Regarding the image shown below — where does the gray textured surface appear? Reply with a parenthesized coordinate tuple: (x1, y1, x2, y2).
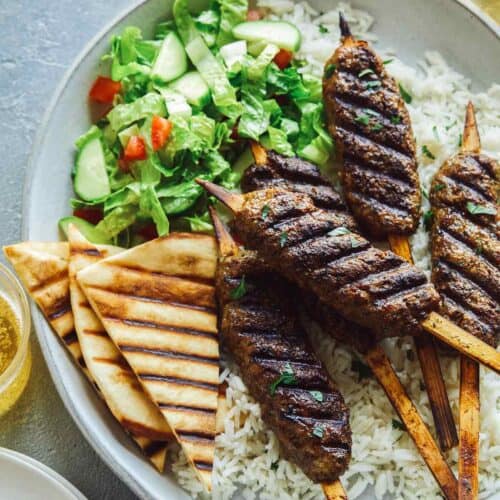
(0, 1, 138, 498)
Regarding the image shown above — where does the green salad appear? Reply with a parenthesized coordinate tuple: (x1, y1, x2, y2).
(60, 0, 334, 246)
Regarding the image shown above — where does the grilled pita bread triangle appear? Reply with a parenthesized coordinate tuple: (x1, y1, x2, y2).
(77, 233, 220, 491)
(67, 225, 173, 471)
(3, 241, 86, 372)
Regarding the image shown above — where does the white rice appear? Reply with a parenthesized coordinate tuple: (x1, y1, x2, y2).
(172, 2, 500, 498)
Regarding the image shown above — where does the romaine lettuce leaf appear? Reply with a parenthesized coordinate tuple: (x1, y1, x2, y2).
(267, 127, 294, 157)
(238, 91, 270, 140)
(96, 205, 137, 238)
(215, 0, 248, 47)
(194, 9, 220, 47)
(107, 92, 166, 131)
(139, 185, 169, 235)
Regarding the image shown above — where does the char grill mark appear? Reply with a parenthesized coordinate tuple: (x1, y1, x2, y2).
(430, 152, 499, 347)
(323, 34, 420, 238)
(234, 189, 439, 339)
(217, 250, 351, 483)
(242, 151, 350, 214)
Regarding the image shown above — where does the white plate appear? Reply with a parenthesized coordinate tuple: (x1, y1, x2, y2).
(22, 1, 499, 499)
(0, 448, 86, 500)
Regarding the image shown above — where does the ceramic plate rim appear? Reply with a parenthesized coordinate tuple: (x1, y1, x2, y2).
(21, 1, 499, 499)
(0, 447, 87, 500)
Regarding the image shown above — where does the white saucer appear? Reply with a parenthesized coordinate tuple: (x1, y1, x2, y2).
(0, 448, 86, 500)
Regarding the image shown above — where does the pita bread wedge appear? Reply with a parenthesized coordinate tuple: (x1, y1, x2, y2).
(3, 242, 86, 373)
(68, 225, 173, 471)
(77, 233, 219, 491)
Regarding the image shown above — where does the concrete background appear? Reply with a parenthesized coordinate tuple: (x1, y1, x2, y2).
(0, 1, 137, 498)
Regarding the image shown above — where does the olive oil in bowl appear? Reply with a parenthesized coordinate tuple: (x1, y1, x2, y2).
(0, 264, 31, 417)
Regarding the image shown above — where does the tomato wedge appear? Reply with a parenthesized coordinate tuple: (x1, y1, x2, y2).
(138, 223, 158, 241)
(89, 76, 121, 104)
(247, 9, 261, 21)
(151, 116, 173, 152)
(124, 135, 147, 161)
(73, 208, 103, 225)
(273, 49, 294, 70)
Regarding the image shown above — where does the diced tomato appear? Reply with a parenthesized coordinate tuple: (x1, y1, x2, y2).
(73, 208, 103, 225)
(246, 9, 261, 21)
(118, 154, 130, 173)
(124, 135, 147, 161)
(151, 116, 173, 152)
(273, 49, 294, 70)
(89, 76, 121, 104)
(138, 223, 158, 241)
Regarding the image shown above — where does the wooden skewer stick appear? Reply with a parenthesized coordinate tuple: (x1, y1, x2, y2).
(210, 206, 348, 500)
(388, 233, 458, 451)
(322, 480, 348, 500)
(455, 101, 482, 500)
(199, 177, 500, 375)
(364, 345, 458, 499)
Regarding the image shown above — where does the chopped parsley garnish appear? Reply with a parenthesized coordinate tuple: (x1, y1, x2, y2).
(270, 461, 279, 471)
(309, 390, 324, 402)
(261, 204, 270, 220)
(432, 125, 440, 141)
(466, 202, 496, 216)
(445, 121, 456, 131)
(422, 145, 436, 160)
(325, 63, 336, 78)
(391, 115, 401, 125)
(358, 68, 374, 78)
(432, 183, 446, 193)
(319, 24, 329, 34)
(230, 275, 247, 300)
(371, 123, 384, 132)
(383, 58, 394, 65)
(355, 114, 370, 126)
(422, 188, 429, 200)
(398, 83, 412, 104)
(269, 362, 296, 395)
(279, 231, 288, 247)
(350, 237, 362, 248)
(458, 133, 463, 147)
(328, 227, 351, 237)
(392, 419, 406, 431)
(352, 359, 372, 381)
(475, 244, 483, 255)
(312, 424, 325, 438)
(364, 80, 381, 89)
(423, 210, 434, 231)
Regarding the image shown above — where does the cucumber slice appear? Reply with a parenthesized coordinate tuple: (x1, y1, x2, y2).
(219, 40, 247, 69)
(59, 216, 111, 244)
(74, 137, 111, 201)
(170, 71, 211, 108)
(151, 32, 188, 83)
(160, 88, 192, 118)
(232, 21, 301, 52)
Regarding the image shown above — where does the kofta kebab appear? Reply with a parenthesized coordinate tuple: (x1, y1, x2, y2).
(430, 103, 499, 499)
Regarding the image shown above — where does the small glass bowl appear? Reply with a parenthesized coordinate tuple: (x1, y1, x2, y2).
(0, 263, 32, 417)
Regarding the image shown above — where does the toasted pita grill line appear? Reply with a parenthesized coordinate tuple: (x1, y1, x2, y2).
(68, 226, 173, 471)
(77, 233, 219, 491)
(3, 242, 88, 376)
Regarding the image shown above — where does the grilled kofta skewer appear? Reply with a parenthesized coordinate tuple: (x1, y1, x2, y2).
(323, 14, 420, 239)
(430, 103, 499, 500)
(208, 189, 457, 499)
(211, 210, 351, 487)
(198, 180, 500, 374)
(322, 15, 459, 449)
(243, 144, 457, 450)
